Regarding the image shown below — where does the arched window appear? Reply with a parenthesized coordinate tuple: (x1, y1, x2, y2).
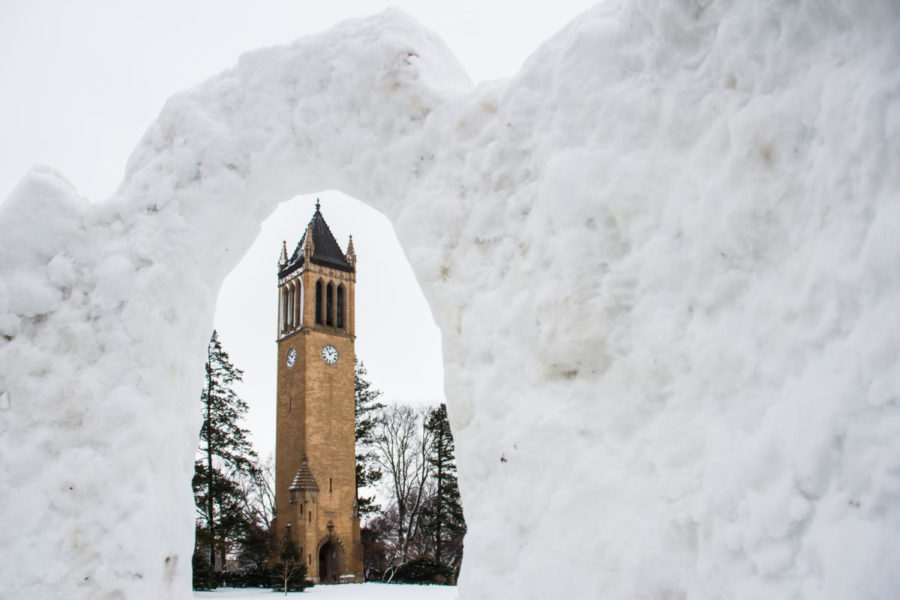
(280, 286, 288, 333)
(337, 285, 345, 329)
(292, 282, 298, 328)
(326, 283, 334, 327)
(290, 284, 297, 330)
(295, 278, 304, 328)
(293, 283, 301, 327)
(315, 280, 323, 325)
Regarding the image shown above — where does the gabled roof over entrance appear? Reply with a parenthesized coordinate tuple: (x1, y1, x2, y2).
(279, 200, 354, 277)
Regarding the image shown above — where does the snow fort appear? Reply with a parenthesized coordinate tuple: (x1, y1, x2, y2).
(1, 2, 899, 599)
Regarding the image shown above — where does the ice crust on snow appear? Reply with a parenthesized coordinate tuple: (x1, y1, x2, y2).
(1, 2, 899, 599)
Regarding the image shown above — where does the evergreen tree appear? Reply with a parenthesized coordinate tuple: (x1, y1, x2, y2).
(272, 535, 308, 594)
(422, 403, 466, 570)
(194, 330, 258, 585)
(355, 358, 385, 518)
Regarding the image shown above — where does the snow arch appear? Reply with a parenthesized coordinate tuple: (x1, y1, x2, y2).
(1, 3, 899, 599)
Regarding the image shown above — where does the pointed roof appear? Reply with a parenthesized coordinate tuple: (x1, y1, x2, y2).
(279, 200, 354, 277)
(289, 457, 320, 492)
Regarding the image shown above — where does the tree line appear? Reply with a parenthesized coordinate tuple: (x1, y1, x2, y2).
(193, 331, 465, 590)
(355, 360, 466, 583)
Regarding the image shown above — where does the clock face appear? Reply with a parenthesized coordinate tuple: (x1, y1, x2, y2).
(322, 345, 338, 365)
(286, 347, 297, 367)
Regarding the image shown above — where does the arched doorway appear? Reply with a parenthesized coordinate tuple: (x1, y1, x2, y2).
(318, 537, 345, 584)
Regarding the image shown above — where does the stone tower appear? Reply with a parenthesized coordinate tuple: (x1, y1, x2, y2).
(273, 201, 362, 583)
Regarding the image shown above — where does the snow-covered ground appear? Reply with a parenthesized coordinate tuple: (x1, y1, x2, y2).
(1, 1, 898, 599)
(194, 584, 456, 600)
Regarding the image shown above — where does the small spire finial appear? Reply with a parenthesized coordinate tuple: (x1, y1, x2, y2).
(346, 234, 356, 267)
(303, 221, 315, 257)
(315, 198, 321, 212)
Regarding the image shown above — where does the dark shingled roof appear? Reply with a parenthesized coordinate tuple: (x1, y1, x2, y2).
(279, 201, 353, 277)
(289, 457, 319, 492)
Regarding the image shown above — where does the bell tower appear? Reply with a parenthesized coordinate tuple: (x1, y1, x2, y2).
(273, 200, 362, 583)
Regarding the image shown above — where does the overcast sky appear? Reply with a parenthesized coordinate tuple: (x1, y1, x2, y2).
(0, 0, 599, 458)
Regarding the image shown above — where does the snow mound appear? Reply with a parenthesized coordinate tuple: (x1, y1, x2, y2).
(2, 2, 899, 599)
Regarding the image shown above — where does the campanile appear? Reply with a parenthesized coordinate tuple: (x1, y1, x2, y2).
(273, 201, 362, 583)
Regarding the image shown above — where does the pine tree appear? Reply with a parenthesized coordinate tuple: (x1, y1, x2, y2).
(194, 330, 258, 584)
(273, 535, 307, 594)
(355, 358, 385, 518)
(422, 403, 466, 570)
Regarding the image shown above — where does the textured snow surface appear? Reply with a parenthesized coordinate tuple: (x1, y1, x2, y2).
(2, 2, 899, 599)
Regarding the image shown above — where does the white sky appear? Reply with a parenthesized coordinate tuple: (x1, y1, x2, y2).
(0, 0, 600, 458)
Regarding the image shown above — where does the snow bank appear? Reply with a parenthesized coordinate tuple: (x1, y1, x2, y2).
(1, 2, 899, 599)
(194, 583, 456, 599)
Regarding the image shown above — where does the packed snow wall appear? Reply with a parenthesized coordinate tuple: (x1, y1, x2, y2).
(1, 2, 899, 598)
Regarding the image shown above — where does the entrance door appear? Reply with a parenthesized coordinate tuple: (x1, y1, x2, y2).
(318, 540, 343, 584)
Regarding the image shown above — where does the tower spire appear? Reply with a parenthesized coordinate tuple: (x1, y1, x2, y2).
(278, 200, 354, 278)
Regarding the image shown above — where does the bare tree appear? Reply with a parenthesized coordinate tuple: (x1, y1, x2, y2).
(372, 404, 435, 565)
(237, 453, 275, 531)
(234, 454, 276, 570)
